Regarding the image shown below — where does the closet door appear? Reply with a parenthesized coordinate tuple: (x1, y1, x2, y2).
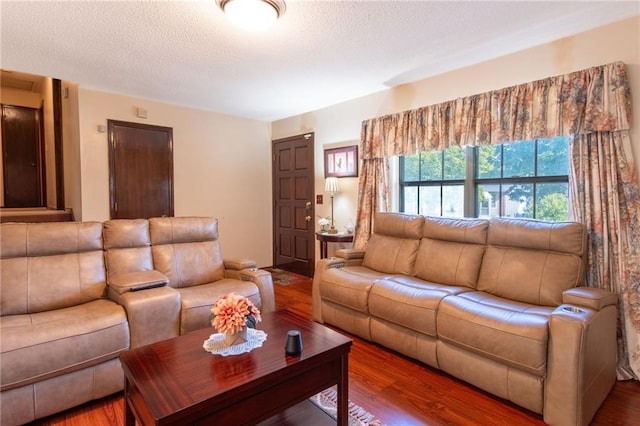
(108, 120, 174, 219)
(1, 104, 44, 207)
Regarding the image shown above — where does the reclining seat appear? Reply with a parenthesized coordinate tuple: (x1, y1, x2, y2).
(313, 212, 425, 339)
(436, 217, 617, 425)
(103, 219, 181, 347)
(0, 222, 129, 425)
(367, 216, 487, 367)
(149, 216, 275, 334)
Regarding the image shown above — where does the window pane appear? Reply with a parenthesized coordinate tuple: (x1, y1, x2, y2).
(503, 140, 535, 178)
(477, 145, 501, 179)
(537, 137, 568, 176)
(403, 186, 418, 214)
(504, 183, 533, 218)
(535, 183, 569, 221)
(442, 185, 464, 217)
(443, 146, 465, 180)
(477, 184, 500, 218)
(421, 151, 442, 181)
(419, 186, 441, 216)
(403, 155, 420, 182)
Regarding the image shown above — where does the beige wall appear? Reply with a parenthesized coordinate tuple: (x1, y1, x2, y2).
(42, 77, 56, 209)
(77, 89, 273, 267)
(62, 81, 82, 219)
(273, 16, 640, 257)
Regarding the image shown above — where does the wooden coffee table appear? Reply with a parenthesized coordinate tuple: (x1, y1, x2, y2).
(119, 309, 352, 425)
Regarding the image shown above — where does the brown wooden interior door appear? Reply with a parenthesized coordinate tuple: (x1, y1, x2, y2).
(272, 133, 315, 277)
(108, 120, 174, 219)
(1, 104, 44, 207)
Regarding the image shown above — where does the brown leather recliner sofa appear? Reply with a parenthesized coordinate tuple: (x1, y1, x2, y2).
(0, 217, 275, 425)
(313, 212, 617, 426)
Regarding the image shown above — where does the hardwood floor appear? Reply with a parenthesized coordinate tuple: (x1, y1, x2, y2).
(29, 273, 640, 425)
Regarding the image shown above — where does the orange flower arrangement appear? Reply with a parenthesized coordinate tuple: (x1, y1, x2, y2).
(210, 293, 261, 335)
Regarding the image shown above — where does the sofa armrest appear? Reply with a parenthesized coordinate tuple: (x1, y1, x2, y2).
(224, 258, 257, 271)
(108, 270, 168, 294)
(336, 248, 364, 260)
(239, 268, 275, 313)
(545, 302, 617, 425)
(108, 286, 180, 348)
(312, 257, 346, 323)
(562, 287, 617, 311)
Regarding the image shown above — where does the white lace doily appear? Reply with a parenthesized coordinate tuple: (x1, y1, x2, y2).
(202, 328, 268, 356)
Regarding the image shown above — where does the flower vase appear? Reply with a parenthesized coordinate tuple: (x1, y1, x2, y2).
(223, 327, 248, 346)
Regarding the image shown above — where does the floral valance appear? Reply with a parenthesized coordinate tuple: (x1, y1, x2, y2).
(360, 61, 632, 159)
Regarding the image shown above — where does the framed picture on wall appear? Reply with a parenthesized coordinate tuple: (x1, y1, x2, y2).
(324, 145, 358, 178)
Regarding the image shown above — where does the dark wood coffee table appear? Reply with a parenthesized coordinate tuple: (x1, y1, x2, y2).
(119, 309, 352, 425)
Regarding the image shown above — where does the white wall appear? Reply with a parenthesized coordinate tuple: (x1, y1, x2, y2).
(273, 16, 640, 258)
(77, 89, 273, 267)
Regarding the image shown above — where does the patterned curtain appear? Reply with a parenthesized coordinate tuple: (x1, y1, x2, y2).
(355, 61, 639, 379)
(352, 157, 390, 248)
(570, 131, 640, 380)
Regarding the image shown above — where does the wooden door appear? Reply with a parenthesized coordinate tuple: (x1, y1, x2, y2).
(272, 133, 315, 277)
(1, 104, 44, 207)
(108, 120, 174, 219)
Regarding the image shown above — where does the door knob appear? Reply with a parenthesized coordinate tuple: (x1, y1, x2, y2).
(305, 215, 311, 222)
(306, 201, 312, 208)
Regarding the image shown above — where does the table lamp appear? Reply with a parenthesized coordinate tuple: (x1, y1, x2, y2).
(325, 177, 339, 234)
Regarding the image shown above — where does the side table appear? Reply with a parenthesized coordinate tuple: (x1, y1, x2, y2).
(316, 232, 354, 259)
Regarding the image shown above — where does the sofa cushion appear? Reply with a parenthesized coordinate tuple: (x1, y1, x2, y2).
(0, 299, 129, 391)
(369, 276, 470, 337)
(1, 251, 107, 316)
(422, 216, 489, 245)
(150, 217, 225, 288)
(152, 241, 225, 288)
(414, 239, 486, 289)
(149, 217, 218, 245)
(362, 235, 420, 275)
(361, 212, 424, 275)
(477, 218, 586, 306)
(478, 246, 584, 306)
(0, 222, 103, 259)
(319, 266, 389, 314)
(103, 219, 154, 277)
(177, 279, 260, 334)
(1, 222, 106, 315)
(437, 291, 553, 376)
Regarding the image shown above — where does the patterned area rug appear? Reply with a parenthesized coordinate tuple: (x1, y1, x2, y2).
(309, 387, 385, 426)
(265, 268, 309, 286)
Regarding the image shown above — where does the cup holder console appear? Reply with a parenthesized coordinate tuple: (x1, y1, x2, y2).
(562, 306, 584, 314)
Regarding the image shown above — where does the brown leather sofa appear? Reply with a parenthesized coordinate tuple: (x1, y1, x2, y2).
(0, 217, 275, 425)
(313, 213, 617, 426)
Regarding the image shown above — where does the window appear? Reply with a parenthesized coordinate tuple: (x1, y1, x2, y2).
(400, 137, 569, 221)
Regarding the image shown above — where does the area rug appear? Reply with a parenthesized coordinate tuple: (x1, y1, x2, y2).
(265, 268, 310, 286)
(309, 387, 386, 426)
(267, 268, 291, 285)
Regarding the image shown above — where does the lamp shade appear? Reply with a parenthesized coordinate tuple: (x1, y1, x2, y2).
(325, 177, 339, 195)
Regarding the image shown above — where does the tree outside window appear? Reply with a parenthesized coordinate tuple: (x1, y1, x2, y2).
(400, 137, 569, 221)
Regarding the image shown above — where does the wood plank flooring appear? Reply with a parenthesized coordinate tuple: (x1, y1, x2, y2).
(28, 273, 640, 425)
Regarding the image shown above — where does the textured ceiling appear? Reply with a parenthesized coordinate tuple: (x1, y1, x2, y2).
(1, 1, 638, 121)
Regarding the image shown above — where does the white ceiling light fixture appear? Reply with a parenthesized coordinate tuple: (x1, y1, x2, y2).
(217, 0, 286, 31)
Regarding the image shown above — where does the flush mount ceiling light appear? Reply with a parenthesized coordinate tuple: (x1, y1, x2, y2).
(217, 0, 286, 31)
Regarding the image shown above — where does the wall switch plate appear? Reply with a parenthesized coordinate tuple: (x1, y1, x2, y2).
(316, 195, 323, 204)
